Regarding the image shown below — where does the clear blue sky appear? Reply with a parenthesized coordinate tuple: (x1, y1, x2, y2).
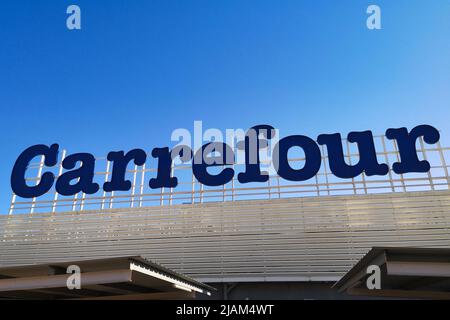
(0, 0, 449, 212)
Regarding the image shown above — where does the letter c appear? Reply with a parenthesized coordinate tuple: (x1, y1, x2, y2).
(11, 144, 59, 198)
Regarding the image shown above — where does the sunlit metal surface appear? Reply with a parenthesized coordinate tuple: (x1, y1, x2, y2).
(1, 190, 450, 282)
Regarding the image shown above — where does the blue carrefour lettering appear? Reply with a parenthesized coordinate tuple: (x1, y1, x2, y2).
(10, 124, 441, 199)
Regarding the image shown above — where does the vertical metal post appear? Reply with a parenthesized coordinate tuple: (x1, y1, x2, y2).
(108, 191, 115, 209)
(131, 164, 138, 208)
(160, 186, 165, 206)
(392, 139, 407, 192)
(52, 149, 67, 213)
(231, 163, 235, 201)
(345, 140, 357, 195)
(277, 176, 281, 198)
(437, 141, 449, 186)
(139, 163, 146, 207)
(223, 177, 226, 202)
(80, 192, 86, 211)
(314, 174, 320, 196)
(101, 161, 111, 210)
(200, 183, 204, 203)
(321, 146, 331, 196)
(419, 137, 435, 190)
(191, 172, 196, 204)
(169, 164, 174, 206)
(72, 162, 83, 212)
(108, 159, 115, 209)
(72, 193, 78, 212)
(380, 136, 395, 193)
(30, 155, 45, 214)
(8, 194, 16, 215)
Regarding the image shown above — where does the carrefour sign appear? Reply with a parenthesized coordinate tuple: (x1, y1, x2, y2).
(11, 124, 440, 199)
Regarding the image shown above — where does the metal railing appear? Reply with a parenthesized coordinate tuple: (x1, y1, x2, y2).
(8, 134, 450, 215)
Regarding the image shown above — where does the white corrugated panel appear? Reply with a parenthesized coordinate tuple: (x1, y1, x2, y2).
(1, 190, 450, 282)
